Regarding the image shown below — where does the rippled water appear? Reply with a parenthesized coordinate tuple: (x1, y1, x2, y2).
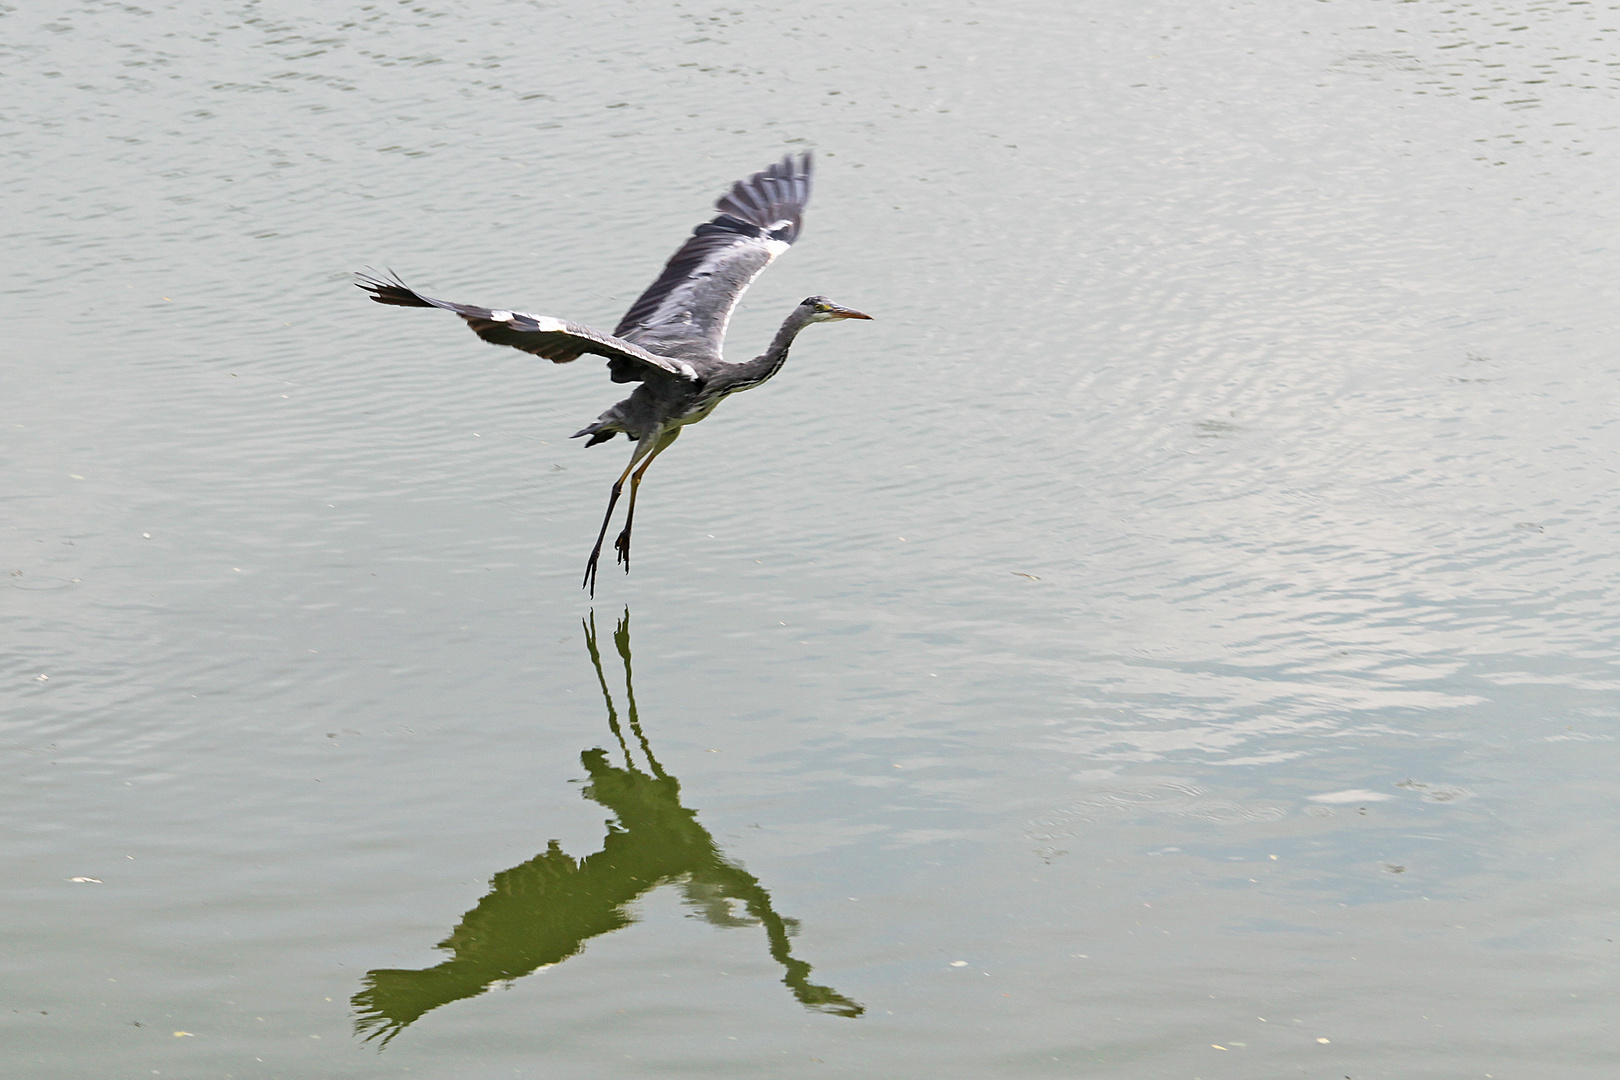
(5, 0, 1619, 1076)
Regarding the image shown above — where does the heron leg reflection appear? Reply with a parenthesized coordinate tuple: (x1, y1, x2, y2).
(613, 427, 681, 574)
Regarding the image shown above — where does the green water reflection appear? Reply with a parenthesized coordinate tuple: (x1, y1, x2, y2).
(352, 610, 862, 1044)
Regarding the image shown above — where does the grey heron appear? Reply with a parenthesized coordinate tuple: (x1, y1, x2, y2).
(357, 152, 871, 595)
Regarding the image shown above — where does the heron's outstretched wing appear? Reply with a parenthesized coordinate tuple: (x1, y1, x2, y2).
(613, 152, 812, 360)
(357, 271, 699, 382)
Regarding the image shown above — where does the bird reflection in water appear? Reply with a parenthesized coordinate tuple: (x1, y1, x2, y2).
(352, 609, 862, 1045)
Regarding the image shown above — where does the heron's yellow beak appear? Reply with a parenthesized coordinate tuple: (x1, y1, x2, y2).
(827, 305, 873, 321)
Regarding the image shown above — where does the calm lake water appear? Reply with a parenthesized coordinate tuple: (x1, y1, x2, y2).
(5, 0, 1619, 1077)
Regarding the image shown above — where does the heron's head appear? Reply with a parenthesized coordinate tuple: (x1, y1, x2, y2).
(801, 296, 874, 323)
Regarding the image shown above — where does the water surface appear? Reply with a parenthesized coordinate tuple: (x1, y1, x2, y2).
(4, 0, 1619, 1077)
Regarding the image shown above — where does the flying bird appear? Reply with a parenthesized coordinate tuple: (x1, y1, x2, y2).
(357, 153, 870, 594)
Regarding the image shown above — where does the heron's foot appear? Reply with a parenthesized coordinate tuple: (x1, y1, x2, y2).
(582, 549, 602, 597)
(613, 527, 632, 572)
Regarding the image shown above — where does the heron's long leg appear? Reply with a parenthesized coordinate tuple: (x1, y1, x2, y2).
(614, 427, 681, 572)
(583, 436, 663, 596)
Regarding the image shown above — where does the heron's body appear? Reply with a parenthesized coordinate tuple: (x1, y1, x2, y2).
(357, 153, 870, 593)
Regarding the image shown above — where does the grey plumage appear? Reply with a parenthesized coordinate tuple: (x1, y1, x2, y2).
(357, 153, 871, 595)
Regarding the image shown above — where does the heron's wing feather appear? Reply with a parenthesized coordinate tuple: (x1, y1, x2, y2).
(357, 271, 698, 382)
(613, 152, 812, 359)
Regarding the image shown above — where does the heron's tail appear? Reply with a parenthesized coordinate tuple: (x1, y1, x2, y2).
(355, 270, 434, 307)
(571, 420, 622, 447)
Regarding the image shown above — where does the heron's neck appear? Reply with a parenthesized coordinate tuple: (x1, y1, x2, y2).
(720, 307, 816, 393)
